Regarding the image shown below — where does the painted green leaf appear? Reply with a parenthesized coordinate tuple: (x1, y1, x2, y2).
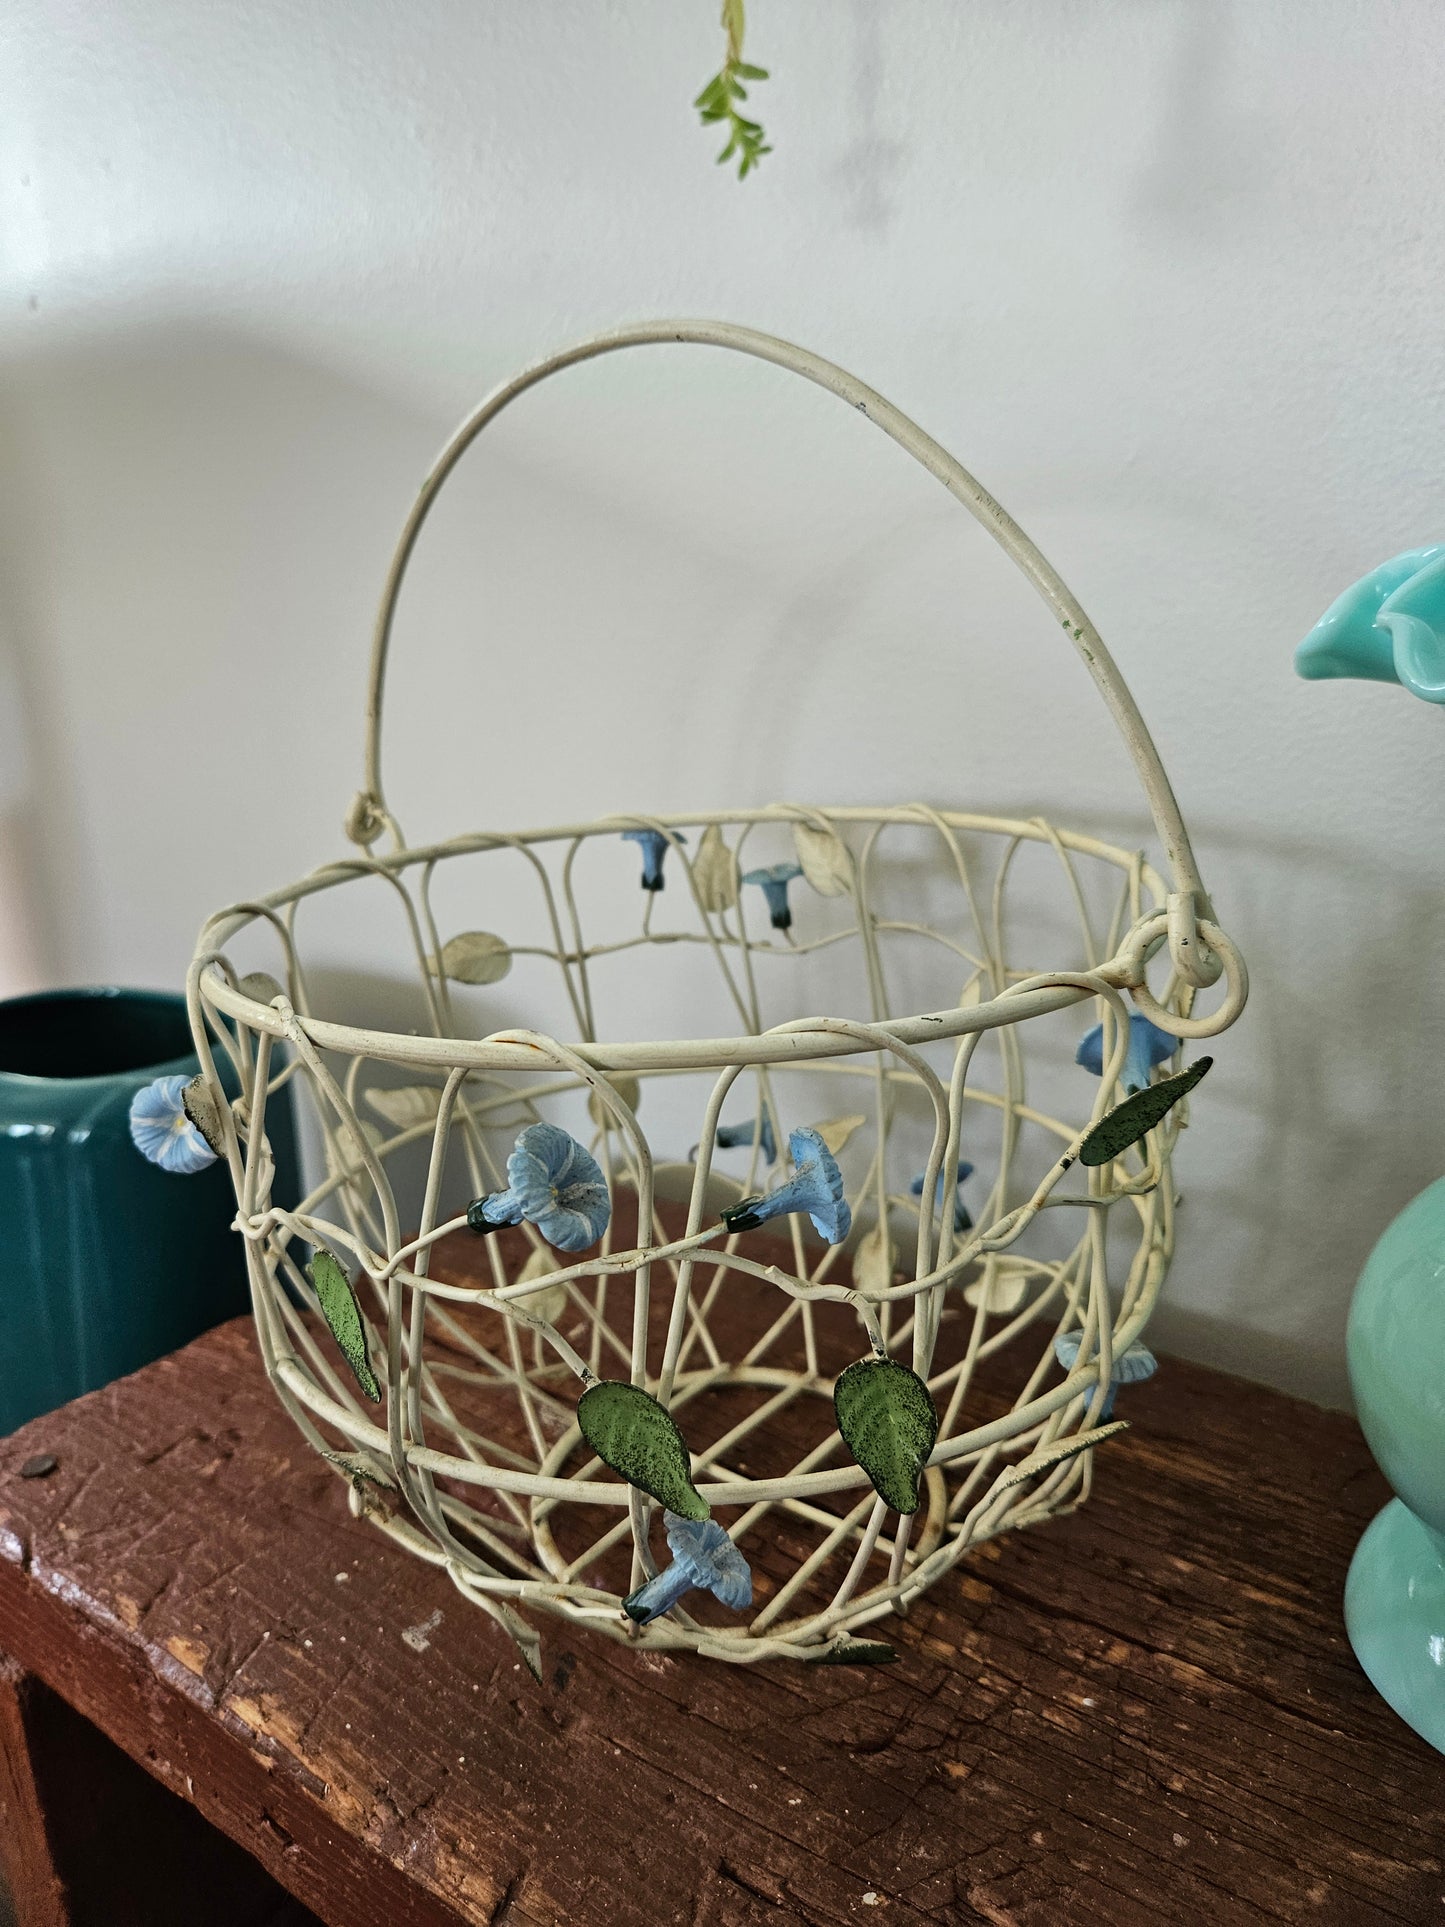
(833, 1356, 939, 1515)
(181, 1075, 225, 1156)
(322, 1448, 398, 1496)
(474, 1593, 543, 1684)
(1078, 1057, 1212, 1167)
(807, 1638, 899, 1666)
(576, 1381, 709, 1521)
(998, 1420, 1129, 1489)
(308, 1251, 382, 1403)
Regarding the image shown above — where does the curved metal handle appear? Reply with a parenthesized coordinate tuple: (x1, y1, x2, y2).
(353, 319, 1219, 985)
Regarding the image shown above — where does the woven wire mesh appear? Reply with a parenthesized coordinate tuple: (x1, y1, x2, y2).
(190, 803, 1208, 1664)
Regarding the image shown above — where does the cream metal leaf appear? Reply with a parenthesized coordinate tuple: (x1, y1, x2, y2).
(854, 1221, 896, 1297)
(238, 971, 286, 1005)
(963, 1255, 1033, 1314)
(588, 1073, 642, 1127)
(692, 823, 739, 911)
(511, 1245, 569, 1325)
(367, 1084, 443, 1129)
(436, 930, 513, 985)
(814, 1113, 867, 1155)
(793, 821, 853, 897)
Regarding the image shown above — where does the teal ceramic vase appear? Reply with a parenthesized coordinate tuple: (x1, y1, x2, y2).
(1343, 1178, 1445, 1753)
(0, 986, 296, 1435)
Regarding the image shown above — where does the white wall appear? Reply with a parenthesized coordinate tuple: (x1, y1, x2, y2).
(3, 0, 1443, 1406)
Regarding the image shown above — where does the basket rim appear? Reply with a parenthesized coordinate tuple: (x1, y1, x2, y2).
(192, 803, 1169, 1075)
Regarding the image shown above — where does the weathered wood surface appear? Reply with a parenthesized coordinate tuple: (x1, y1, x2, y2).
(0, 1303, 1441, 1924)
(0, 1649, 322, 1926)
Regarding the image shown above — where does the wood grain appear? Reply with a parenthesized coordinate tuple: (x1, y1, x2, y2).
(0, 1291, 1440, 1925)
(0, 1656, 68, 1927)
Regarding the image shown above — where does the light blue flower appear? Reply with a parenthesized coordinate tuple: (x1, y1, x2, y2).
(721, 1125, 852, 1243)
(467, 1123, 611, 1253)
(1076, 1012, 1177, 1094)
(911, 1160, 974, 1233)
(622, 1511, 753, 1625)
(623, 827, 685, 891)
(714, 1111, 777, 1164)
(1295, 545, 1445, 705)
(128, 1074, 218, 1175)
(1053, 1330, 1157, 1418)
(742, 861, 803, 930)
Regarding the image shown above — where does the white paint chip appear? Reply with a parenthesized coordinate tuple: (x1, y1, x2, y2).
(402, 1607, 444, 1653)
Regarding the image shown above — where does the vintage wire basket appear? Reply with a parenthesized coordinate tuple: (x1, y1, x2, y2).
(188, 323, 1247, 1670)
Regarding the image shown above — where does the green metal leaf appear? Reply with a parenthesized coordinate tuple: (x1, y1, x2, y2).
(308, 1251, 381, 1403)
(181, 1075, 225, 1156)
(576, 1381, 708, 1521)
(833, 1356, 938, 1515)
(807, 1638, 899, 1666)
(1078, 1057, 1212, 1167)
(998, 1420, 1129, 1489)
(322, 1448, 398, 1500)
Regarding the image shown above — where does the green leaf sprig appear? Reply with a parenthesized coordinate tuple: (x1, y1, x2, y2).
(307, 1250, 381, 1403)
(576, 1380, 710, 1521)
(695, 0, 771, 179)
(1079, 1057, 1212, 1168)
(834, 1355, 939, 1515)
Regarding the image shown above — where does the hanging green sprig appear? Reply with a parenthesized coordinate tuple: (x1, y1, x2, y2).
(695, 0, 771, 179)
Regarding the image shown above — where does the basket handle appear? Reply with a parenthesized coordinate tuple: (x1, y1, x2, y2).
(353, 320, 1221, 988)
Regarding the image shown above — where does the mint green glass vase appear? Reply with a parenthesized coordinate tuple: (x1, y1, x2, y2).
(1343, 1177, 1445, 1753)
(1297, 547, 1445, 1750)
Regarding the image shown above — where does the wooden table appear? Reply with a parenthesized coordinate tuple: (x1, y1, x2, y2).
(0, 1310, 1441, 1926)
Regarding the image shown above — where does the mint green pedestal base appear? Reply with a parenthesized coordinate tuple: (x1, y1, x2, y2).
(1345, 1175, 1445, 1756)
(1344, 1500, 1445, 1753)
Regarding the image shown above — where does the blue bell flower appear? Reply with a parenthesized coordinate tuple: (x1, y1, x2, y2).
(128, 1074, 218, 1175)
(1053, 1330, 1157, 1419)
(623, 828, 685, 890)
(1076, 1012, 1177, 1094)
(1295, 545, 1445, 705)
(622, 1510, 753, 1624)
(714, 1111, 777, 1164)
(741, 861, 804, 930)
(467, 1122, 611, 1253)
(910, 1160, 975, 1233)
(721, 1126, 852, 1244)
